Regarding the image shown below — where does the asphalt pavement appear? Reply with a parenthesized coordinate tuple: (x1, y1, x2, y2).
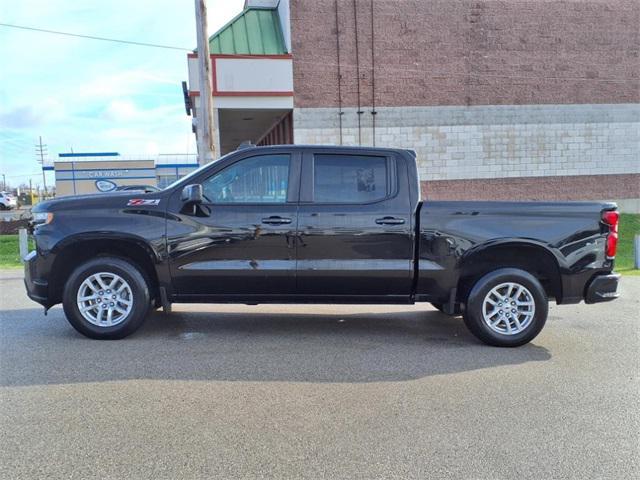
(1, 270, 638, 479)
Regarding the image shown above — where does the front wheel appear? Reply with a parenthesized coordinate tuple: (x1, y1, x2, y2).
(63, 257, 151, 339)
(463, 268, 548, 347)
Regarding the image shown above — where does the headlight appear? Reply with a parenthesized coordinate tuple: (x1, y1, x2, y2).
(33, 212, 54, 225)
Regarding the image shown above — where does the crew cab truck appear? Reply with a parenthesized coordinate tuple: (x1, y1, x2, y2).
(24, 145, 621, 347)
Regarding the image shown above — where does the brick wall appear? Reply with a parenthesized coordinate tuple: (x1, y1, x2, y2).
(422, 174, 640, 202)
(290, 0, 639, 108)
(289, 1, 640, 205)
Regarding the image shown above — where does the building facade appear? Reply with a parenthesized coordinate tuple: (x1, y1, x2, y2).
(49, 153, 198, 196)
(186, 2, 294, 155)
(187, 0, 639, 208)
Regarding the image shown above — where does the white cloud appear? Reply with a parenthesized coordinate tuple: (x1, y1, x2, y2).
(76, 70, 181, 100)
(0, 106, 43, 129)
(103, 100, 140, 121)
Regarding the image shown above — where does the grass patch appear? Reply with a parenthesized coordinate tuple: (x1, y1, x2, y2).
(616, 213, 640, 276)
(0, 234, 33, 268)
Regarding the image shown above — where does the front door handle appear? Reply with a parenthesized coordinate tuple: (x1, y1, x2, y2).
(262, 216, 292, 225)
(375, 216, 405, 225)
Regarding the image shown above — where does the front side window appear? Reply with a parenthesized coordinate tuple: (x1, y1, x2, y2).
(313, 154, 389, 203)
(202, 154, 290, 203)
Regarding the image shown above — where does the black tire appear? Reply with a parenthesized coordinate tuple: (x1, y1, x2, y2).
(463, 268, 548, 347)
(430, 302, 462, 316)
(63, 257, 151, 339)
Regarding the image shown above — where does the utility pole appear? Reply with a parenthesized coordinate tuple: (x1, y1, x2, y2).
(194, 0, 215, 165)
(1, 173, 5, 191)
(35, 136, 48, 195)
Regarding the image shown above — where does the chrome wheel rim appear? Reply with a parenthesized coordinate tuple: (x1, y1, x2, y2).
(482, 282, 535, 336)
(76, 272, 133, 327)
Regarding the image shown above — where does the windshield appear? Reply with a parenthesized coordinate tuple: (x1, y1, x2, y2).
(162, 151, 234, 191)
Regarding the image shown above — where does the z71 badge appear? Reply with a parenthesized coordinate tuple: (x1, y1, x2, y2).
(127, 199, 160, 206)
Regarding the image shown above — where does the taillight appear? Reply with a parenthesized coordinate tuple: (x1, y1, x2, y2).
(602, 210, 619, 259)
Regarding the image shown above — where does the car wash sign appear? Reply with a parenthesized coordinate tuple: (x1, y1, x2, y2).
(86, 170, 126, 178)
(95, 179, 117, 192)
(54, 153, 157, 196)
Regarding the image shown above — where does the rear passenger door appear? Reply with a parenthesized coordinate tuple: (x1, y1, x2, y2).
(296, 150, 414, 299)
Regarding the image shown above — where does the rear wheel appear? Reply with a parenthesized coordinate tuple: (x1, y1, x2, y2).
(63, 257, 151, 339)
(463, 268, 548, 347)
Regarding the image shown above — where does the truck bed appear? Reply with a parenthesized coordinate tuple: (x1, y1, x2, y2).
(415, 200, 616, 304)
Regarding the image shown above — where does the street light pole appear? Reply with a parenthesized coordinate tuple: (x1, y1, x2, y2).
(194, 0, 215, 165)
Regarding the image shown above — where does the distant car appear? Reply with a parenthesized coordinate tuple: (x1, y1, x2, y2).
(114, 185, 160, 193)
(0, 192, 17, 210)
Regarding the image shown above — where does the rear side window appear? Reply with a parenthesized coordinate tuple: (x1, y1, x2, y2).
(313, 154, 390, 203)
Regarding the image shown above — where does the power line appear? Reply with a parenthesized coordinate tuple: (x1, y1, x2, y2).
(1, 23, 633, 83)
(0, 23, 637, 83)
(0, 139, 29, 149)
(4, 171, 46, 179)
(2, 23, 633, 84)
(0, 146, 31, 155)
(0, 22, 192, 52)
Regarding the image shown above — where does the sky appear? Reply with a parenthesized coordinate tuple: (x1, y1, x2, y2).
(0, 0, 244, 188)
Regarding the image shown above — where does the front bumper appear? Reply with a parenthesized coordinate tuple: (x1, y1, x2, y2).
(585, 272, 620, 304)
(24, 250, 50, 307)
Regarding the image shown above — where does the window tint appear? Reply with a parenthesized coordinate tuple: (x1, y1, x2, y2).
(203, 154, 290, 203)
(313, 154, 388, 203)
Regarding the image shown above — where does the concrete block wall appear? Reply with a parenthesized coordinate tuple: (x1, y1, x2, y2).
(294, 104, 640, 204)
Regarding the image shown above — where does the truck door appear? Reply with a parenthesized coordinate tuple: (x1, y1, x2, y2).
(166, 151, 300, 298)
(296, 150, 414, 299)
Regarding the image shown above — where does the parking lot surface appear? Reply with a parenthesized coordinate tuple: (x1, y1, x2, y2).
(1, 270, 639, 479)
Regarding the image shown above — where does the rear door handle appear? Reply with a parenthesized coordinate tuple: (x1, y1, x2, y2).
(262, 216, 292, 225)
(375, 216, 406, 225)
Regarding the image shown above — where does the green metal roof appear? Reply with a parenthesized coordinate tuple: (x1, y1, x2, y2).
(209, 7, 287, 55)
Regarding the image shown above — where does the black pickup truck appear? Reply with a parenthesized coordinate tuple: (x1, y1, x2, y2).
(25, 145, 620, 346)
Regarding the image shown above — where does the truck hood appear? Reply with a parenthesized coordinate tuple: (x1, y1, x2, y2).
(33, 191, 164, 213)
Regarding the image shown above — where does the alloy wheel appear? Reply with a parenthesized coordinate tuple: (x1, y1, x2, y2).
(76, 272, 133, 327)
(481, 282, 536, 335)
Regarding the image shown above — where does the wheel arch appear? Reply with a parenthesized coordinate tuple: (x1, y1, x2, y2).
(49, 234, 160, 305)
(457, 240, 563, 303)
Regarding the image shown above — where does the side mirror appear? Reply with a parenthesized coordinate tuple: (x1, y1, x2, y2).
(181, 184, 203, 204)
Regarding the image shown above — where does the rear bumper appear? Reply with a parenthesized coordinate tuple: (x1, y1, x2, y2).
(585, 273, 620, 304)
(24, 251, 51, 307)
